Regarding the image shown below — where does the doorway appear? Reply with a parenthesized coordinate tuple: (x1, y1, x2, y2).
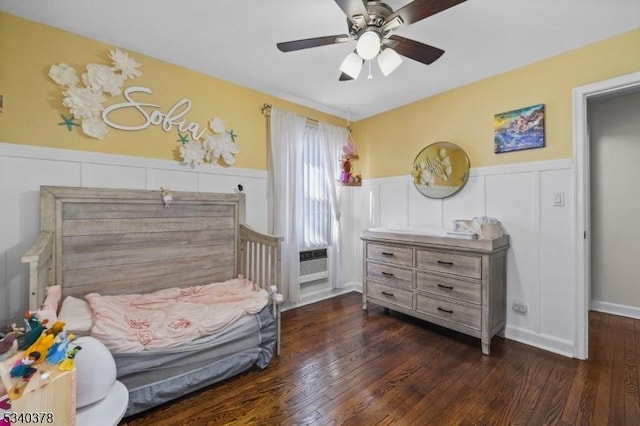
(573, 71, 640, 360)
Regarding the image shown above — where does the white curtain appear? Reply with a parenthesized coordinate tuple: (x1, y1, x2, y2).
(319, 122, 347, 289)
(268, 108, 306, 303)
(268, 107, 348, 302)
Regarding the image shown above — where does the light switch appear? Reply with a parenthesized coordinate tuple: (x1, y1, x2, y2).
(553, 191, 564, 206)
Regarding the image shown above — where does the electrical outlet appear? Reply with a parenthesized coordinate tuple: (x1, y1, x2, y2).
(512, 300, 527, 314)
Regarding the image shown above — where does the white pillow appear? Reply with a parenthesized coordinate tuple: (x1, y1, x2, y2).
(57, 296, 93, 335)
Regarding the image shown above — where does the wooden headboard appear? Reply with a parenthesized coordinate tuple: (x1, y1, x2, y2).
(21, 186, 282, 311)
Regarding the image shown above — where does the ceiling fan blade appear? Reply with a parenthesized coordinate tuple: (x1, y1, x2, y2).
(385, 0, 466, 28)
(387, 35, 445, 65)
(334, 0, 370, 25)
(277, 34, 350, 52)
(339, 72, 354, 81)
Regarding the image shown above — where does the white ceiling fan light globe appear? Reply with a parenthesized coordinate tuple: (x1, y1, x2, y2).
(356, 31, 381, 60)
(340, 52, 363, 79)
(377, 48, 403, 76)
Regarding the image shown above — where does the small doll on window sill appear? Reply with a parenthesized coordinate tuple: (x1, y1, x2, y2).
(340, 156, 352, 183)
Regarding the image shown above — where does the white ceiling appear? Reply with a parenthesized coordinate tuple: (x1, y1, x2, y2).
(1, 0, 639, 121)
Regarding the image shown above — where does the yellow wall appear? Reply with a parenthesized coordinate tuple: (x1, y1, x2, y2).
(0, 12, 345, 171)
(1, 12, 639, 177)
(352, 29, 640, 178)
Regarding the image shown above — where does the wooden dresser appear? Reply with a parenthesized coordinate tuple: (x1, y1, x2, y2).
(361, 229, 509, 355)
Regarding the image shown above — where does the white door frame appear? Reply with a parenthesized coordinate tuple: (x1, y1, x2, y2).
(573, 71, 640, 359)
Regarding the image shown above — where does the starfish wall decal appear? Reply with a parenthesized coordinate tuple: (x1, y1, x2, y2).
(57, 114, 79, 131)
(176, 133, 190, 144)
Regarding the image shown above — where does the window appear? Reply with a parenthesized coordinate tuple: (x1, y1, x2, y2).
(299, 126, 331, 249)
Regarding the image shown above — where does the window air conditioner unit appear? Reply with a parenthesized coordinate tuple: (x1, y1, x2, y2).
(299, 248, 329, 283)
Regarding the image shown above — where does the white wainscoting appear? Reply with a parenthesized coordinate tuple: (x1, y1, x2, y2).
(2, 142, 620, 358)
(348, 158, 579, 357)
(0, 142, 269, 325)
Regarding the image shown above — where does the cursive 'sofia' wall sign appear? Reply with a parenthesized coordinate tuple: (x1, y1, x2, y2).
(49, 49, 240, 167)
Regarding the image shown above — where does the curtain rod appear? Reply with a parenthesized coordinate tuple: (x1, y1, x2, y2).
(260, 103, 319, 127)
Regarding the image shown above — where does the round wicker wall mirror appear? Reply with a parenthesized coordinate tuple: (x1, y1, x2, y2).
(411, 141, 470, 199)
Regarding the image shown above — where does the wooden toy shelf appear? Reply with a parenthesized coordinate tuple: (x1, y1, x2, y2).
(0, 350, 76, 425)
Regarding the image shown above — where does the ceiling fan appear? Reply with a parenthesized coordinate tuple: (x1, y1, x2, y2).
(276, 0, 467, 81)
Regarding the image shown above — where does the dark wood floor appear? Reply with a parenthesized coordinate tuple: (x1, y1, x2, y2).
(123, 292, 640, 425)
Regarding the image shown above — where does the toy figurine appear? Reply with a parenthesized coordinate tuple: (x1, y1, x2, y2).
(340, 156, 352, 183)
(17, 311, 47, 350)
(45, 321, 66, 337)
(46, 333, 75, 365)
(161, 187, 173, 208)
(10, 351, 41, 378)
(24, 332, 55, 364)
(8, 366, 38, 400)
(58, 346, 82, 371)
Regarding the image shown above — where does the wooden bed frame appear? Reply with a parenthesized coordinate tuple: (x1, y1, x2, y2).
(21, 186, 283, 353)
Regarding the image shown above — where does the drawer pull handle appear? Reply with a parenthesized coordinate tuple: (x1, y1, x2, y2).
(381, 252, 395, 256)
(381, 291, 394, 297)
(381, 271, 395, 277)
(437, 260, 454, 266)
(437, 307, 453, 314)
(437, 284, 454, 291)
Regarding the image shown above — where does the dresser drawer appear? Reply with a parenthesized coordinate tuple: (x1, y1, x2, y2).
(416, 272, 481, 305)
(366, 261, 413, 289)
(367, 243, 413, 267)
(416, 294, 481, 330)
(416, 249, 481, 279)
(367, 280, 413, 310)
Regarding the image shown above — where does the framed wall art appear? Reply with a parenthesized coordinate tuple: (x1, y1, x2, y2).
(411, 141, 470, 199)
(494, 103, 545, 153)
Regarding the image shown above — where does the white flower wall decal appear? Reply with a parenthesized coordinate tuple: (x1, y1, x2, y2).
(109, 49, 142, 80)
(49, 64, 79, 87)
(82, 63, 125, 96)
(81, 117, 108, 140)
(209, 117, 226, 134)
(62, 86, 105, 119)
(179, 140, 207, 169)
(49, 48, 141, 139)
(179, 117, 240, 167)
(50, 49, 240, 167)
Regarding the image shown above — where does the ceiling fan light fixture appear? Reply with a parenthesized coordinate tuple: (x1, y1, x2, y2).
(377, 47, 403, 76)
(356, 30, 381, 60)
(340, 52, 363, 79)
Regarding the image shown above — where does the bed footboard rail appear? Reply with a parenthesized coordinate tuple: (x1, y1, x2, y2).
(238, 224, 283, 355)
(238, 224, 282, 291)
(20, 231, 54, 311)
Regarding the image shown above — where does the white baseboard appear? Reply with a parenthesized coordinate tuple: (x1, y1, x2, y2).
(590, 300, 640, 320)
(504, 326, 576, 358)
(282, 283, 361, 312)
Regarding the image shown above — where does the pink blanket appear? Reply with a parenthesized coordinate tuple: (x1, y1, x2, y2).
(85, 277, 268, 353)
